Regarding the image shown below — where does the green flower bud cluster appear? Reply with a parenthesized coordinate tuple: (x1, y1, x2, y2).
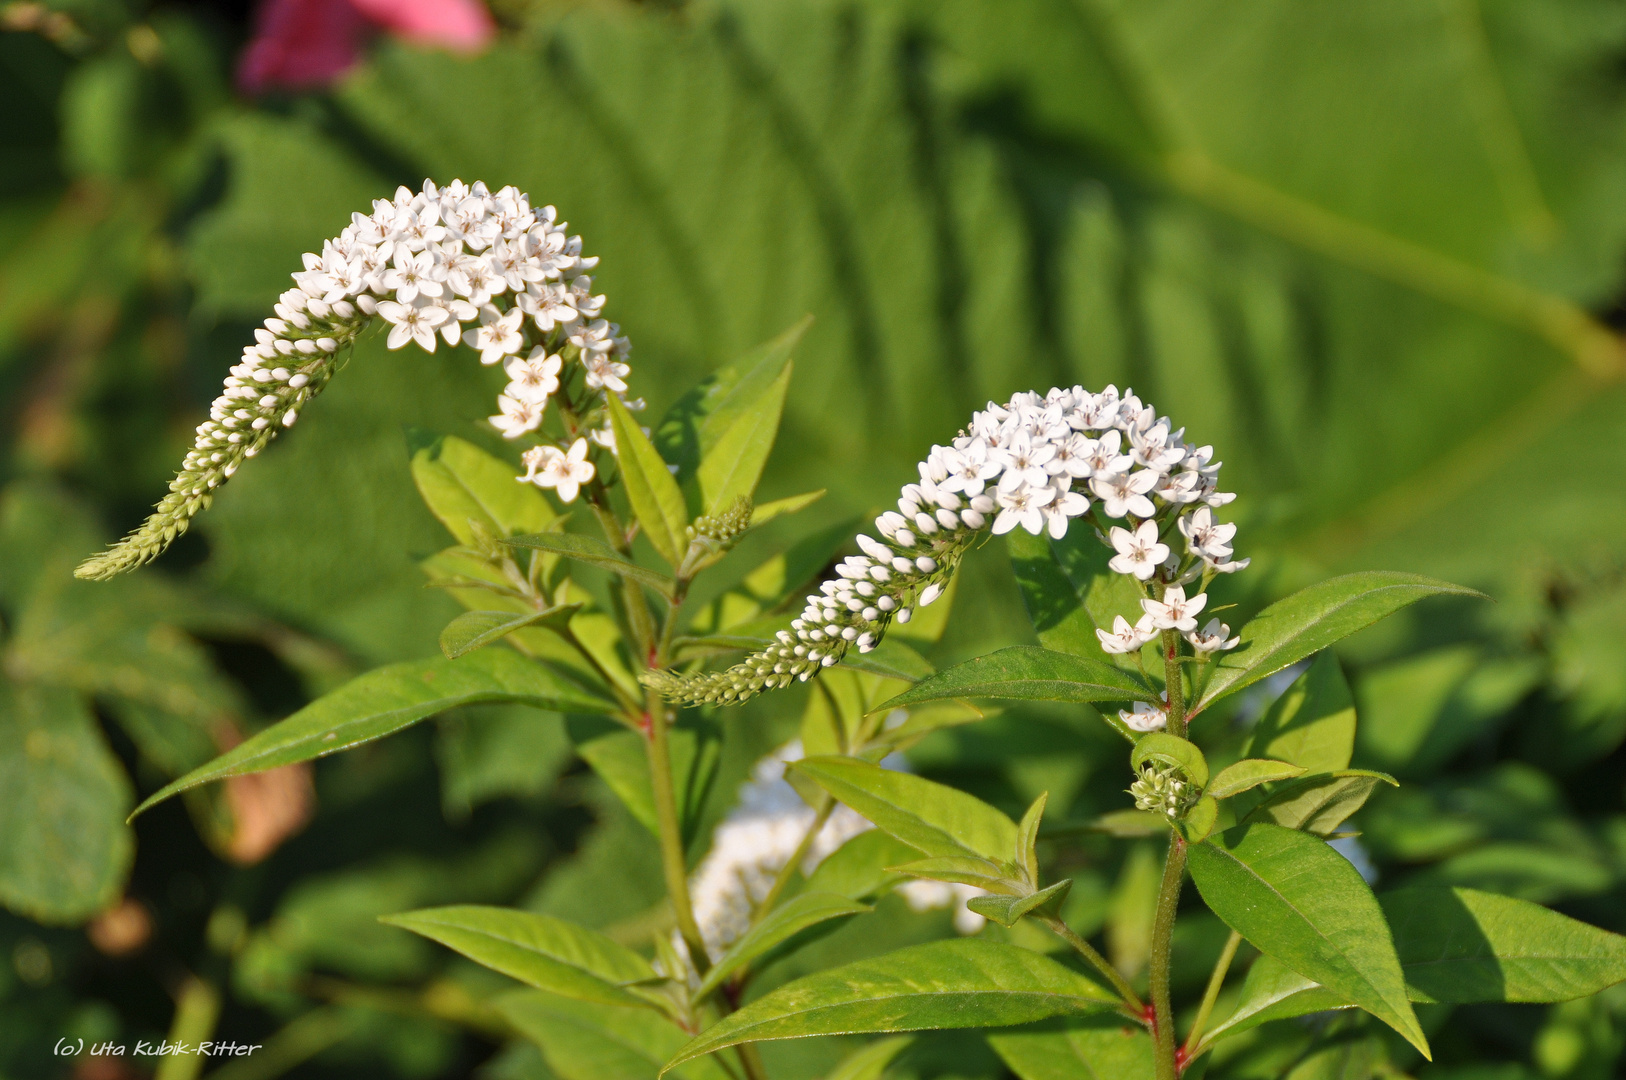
(1130, 764, 1200, 820)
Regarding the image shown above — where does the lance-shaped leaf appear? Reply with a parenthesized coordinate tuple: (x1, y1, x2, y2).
(1386, 886, 1626, 1004)
(791, 756, 1017, 863)
(805, 830, 921, 901)
(131, 649, 616, 817)
(1194, 573, 1483, 712)
(696, 361, 792, 514)
(750, 489, 825, 526)
(662, 939, 1119, 1073)
(968, 880, 1073, 928)
(1207, 759, 1307, 800)
(408, 430, 556, 545)
(439, 605, 581, 659)
(1243, 652, 1355, 773)
(891, 856, 1021, 894)
(989, 1016, 1154, 1080)
(1016, 792, 1047, 883)
(1130, 733, 1209, 788)
(655, 316, 811, 493)
(1239, 770, 1396, 835)
(838, 638, 934, 684)
(500, 992, 732, 1080)
(507, 532, 677, 600)
(381, 906, 658, 1008)
(1187, 822, 1428, 1056)
(608, 394, 690, 566)
(1204, 886, 1626, 1046)
(877, 646, 1156, 713)
(695, 891, 870, 999)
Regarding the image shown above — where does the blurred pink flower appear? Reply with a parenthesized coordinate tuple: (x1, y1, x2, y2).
(237, 0, 495, 95)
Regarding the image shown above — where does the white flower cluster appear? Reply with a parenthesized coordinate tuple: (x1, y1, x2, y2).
(682, 742, 983, 968)
(647, 385, 1247, 711)
(76, 182, 628, 581)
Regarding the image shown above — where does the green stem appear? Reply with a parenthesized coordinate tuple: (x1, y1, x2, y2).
(1035, 913, 1144, 1014)
(756, 796, 833, 921)
(1150, 834, 1187, 1080)
(644, 685, 711, 978)
(1183, 930, 1241, 1057)
(1160, 628, 1187, 738)
(735, 1042, 769, 1080)
(156, 977, 220, 1080)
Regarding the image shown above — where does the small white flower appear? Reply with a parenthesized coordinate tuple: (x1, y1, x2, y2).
(490, 393, 543, 438)
(1096, 614, 1157, 655)
(527, 437, 596, 502)
(463, 305, 525, 364)
(1141, 585, 1206, 632)
(1129, 418, 1186, 472)
(1186, 618, 1239, 654)
(1091, 468, 1159, 519)
(993, 429, 1056, 492)
(1179, 507, 1236, 559)
(1107, 520, 1169, 580)
(584, 353, 630, 394)
(991, 484, 1055, 536)
(376, 298, 448, 352)
(447, 253, 504, 304)
(1121, 700, 1167, 732)
(1041, 488, 1090, 539)
(504, 348, 562, 403)
(382, 249, 444, 303)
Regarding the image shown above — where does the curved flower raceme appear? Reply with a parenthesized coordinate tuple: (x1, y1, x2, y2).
(77, 181, 635, 581)
(645, 385, 1248, 724)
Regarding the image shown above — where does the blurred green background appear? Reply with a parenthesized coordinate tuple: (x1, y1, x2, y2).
(4, 0, 1626, 1077)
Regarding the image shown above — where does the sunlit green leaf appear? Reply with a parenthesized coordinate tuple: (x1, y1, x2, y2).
(662, 939, 1119, 1072)
(382, 905, 658, 1008)
(790, 755, 1017, 863)
(408, 430, 556, 546)
(696, 361, 792, 515)
(608, 394, 689, 567)
(1207, 759, 1307, 800)
(804, 830, 920, 901)
(1196, 573, 1482, 712)
(1187, 822, 1427, 1055)
(967, 880, 1073, 929)
(1239, 770, 1397, 835)
(695, 891, 870, 999)
(989, 1016, 1154, 1080)
(877, 646, 1155, 712)
(132, 649, 616, 817)
(749, 489, 825, 526)
(1243, 652, 1356, 774)
(823, 1036, 915, 1080)
(501, 991, 732, 1080)
(565, 716, 719, 846)
(1130, 733, 1209, 788)
(439, 605, 581, 659)
(506, 532, 677, 600)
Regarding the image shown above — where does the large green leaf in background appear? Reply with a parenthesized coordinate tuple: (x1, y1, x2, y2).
(0, 683, 133, 923)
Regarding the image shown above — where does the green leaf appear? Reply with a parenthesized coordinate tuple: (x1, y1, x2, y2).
(654, 317, 812, 493)
(132, 649, 616, 817)
(696, 361, 792, 514)
(967, 880, 1073, 928)
(1187, 822, 1428, 1056)
(1243, 653, 1356, 774)
(500, 991, 732, 1080)
(1205, 886, 1626, 1046)
(439, 606, 581, 659)
(507, 532, 677, 600)
(824, 1036, 915, 1080)
(1016, 792, 1048, 883)
(989, 1016, 1154, 1080)
(0, 684, 133, 924)
(409, 430, 556, 546)
(695, 891, 870, 999)
(607, 394, 690, 567)
(1195, 572, 1483, 712)
(749, 490, 825, 526)
(1005, 530, 1144, 667)
(790, 756, 1018, 863)
(1129, 733, 1209, 788)
(1207, 759, 1307, 800)
(1239, 770, 1397, 835)
(891, 856, 1020, 893)
(1180, 796, 1219, 843)
(381, 905, 658, 1008)
(566, 716, 719, 846)
(1383, 886, 1626, 1004)
(804, 830, 921, 901)
(876, 646, 1156, 712)
(662, 939, 1119, 1072)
